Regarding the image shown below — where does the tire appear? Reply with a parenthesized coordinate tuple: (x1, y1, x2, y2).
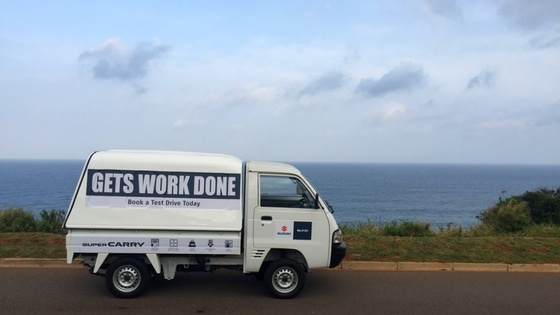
(105, 258, 149, 298)
(264, 259, 306, 299)
(254, 270, 265, 281)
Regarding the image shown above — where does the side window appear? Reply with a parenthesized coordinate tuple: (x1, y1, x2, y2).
(260, 175, 315, 208)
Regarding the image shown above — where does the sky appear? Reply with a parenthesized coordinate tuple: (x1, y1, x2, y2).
(1, 0, 559, 164)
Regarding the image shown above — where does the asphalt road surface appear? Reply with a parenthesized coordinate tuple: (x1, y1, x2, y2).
(1, 268, 560, 314)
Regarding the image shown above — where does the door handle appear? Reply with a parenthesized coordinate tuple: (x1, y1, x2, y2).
(261, 216, 273, 221)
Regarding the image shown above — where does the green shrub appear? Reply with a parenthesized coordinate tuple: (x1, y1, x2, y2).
(0, 208, 37, 232)
(438, 223, 464, 237)
(477, 198, 532, 233)
(520, 188, 560, 225)
(463, 224, 494, 237)
(381, 220, 435, 237)
(515, 224, 560, 237)
(37, 209, 66, 234)
(341, 219, 384, 237)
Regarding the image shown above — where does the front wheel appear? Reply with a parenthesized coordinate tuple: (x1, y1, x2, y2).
(264, 259, 306, 299)
(105, 258, 149, 298)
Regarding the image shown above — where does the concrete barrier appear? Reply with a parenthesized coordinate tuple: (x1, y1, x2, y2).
(508, 263, 560, 272)
(453, 262, 508, 272)
(0, 258, 83, 269)
(397, 262, 452, 271)
(341, 261, 397, 271)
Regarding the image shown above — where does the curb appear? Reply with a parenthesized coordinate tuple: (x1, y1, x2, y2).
(2, 258, 560, 272)
(338, 261, 560, 272)
(0, 258, 83, 269)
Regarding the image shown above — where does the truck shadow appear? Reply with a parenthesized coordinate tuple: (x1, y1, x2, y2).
(148, 270, 264, 297)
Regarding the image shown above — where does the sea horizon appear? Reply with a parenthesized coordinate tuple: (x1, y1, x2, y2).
(1, 160, 559, 228)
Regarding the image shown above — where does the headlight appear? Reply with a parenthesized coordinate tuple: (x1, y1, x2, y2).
(332, 229, 343, 244)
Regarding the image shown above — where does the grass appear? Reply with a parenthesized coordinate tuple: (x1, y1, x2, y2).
(2, 222, 560, 264)
(340, 220, 560, 264)
(0, 232, 66, 258)
(343, 235, 560, 264)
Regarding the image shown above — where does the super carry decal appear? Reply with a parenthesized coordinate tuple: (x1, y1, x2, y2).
(86, 169, 241, 210)
(72, 236, 240, 255)
(276, 221, 313, 240)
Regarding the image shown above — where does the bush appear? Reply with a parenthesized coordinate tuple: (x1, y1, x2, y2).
(340, 219, 384, 237)
(381, 220, 435, 237)
(438, 223, 464, 237)
(520, 188, 560, 225)
(0, 208, 37, 232)
(37, 209, 66, 234)
(477, 198, 532, 233)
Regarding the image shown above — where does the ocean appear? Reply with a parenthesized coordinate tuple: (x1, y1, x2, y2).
(1, 160, 559, 228)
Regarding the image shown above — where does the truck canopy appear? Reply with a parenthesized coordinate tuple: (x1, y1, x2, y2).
(64, 150, 244, 231)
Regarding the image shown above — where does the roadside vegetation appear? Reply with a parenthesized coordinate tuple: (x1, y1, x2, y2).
(341, 187, 560, 264)
(1, 188, 560, 262)
(0, 208, 66, 234)
(0, 208, 66, 258)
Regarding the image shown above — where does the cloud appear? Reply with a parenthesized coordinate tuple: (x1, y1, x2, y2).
(424, 0, 462, 19)
(496, 0, 560, 31)
(356, 62, 427, 98)
(368, 102, 407, 125)
(298, 70, 349, 97)
(223, 84, 279, 105)
(473, 100, 560, 132)
(531, 100, 560, 127)
(173, 119, 188, 128)
(79, 37, 170, 81)
(467, 69, 496, 89)
(473, 118, 526, 131)
(529, 30, 560, 49)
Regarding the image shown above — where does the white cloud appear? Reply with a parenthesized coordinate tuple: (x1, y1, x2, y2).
(223, 84, 279, 105)
(356, 62, 427, 98)
(368, 102, 407, 125)
(173, 119, 188, 128)
(529, 30, 560, 49)
(496, 0, 560, 31)
(424, 0, 462, 19)
(298, 70, 349, 97)
(79, 37, 170, 81)
(473, 118, 526, 131)
(467, 69, 497, 89)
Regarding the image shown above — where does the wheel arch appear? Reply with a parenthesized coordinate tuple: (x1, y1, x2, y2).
(86, 253, 160, 274)
(259, 248, 308, 274)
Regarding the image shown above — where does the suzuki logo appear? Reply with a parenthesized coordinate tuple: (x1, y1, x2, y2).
(282, 225, 288, 232)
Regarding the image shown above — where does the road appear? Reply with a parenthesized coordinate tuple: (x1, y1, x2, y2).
(1, 268, 560, 314)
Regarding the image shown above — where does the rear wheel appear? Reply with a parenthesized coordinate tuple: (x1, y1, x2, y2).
(105, 258, 149, 298)
(264, 259, 306, 299)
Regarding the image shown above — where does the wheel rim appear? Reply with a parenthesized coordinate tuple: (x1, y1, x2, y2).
(272, 266, 298, 293)
(113, 265, 141, 293)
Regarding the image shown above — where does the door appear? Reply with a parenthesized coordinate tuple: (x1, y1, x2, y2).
(252, 173, 330, 267)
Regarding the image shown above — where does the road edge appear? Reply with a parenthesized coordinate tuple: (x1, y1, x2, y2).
(337, 261, 560, 272)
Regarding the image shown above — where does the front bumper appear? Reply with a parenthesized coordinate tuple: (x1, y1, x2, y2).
(329, 241, 347, 268)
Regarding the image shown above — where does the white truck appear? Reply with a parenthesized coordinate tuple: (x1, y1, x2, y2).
(64, 150, 346, 298)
